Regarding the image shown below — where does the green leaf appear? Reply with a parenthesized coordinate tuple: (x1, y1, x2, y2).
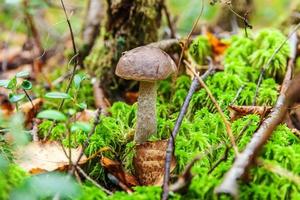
(16, 70, 30, 78)
(37, 110, 67, 121)
(0, 80, 9, 88)
(7, 77, 17, 89)
(45, 92, 71, 99)
(9, 93, 25, 103)
(21, 80, 32, 90)
(76, 102, 87, 110)
(73, 74, 86, 89)
(71, 122, 91, 133)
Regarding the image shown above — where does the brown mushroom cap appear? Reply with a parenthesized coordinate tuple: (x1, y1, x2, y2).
(115, 46, 177, 82)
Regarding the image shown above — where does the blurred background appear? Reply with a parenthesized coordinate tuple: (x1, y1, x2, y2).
(0, 0, 297, 47)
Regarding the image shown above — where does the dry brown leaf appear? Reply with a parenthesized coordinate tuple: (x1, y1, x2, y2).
(14, 141, 87, 174)
(133, 140, 176, 186)
(0, 93, 14, 118)
(101, 156, 139, 187)
(206, 32, 229, 56)
(19, 98, 43, 125)
(228, 105, 272, 121)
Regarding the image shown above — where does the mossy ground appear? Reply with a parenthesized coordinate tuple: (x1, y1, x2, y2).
(1, 29, 299, 199)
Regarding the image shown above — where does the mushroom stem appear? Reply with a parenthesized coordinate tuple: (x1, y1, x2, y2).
(135, 81, 157, 143)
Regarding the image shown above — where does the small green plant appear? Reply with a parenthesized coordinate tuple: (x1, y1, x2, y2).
(0, 70, 33, 110)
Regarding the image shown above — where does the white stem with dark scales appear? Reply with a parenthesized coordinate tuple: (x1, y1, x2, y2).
(135, 81, 157, 143)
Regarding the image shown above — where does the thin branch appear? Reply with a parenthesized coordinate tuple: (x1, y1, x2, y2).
(161, 63, 215, 200)
(44, 0, 79, 141)
(162, 3, 176, 38)
(208, 146, 230, 174)
(230, 85, 245, 106)
(23, 89, 35, 113)
(215, 31, 298, 198)
(176, 0, 204, 71)
(76, 166, 112, 195)
(185, 60, 239, 155)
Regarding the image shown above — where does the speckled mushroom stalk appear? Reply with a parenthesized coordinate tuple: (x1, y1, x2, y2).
(115, 46, 177, 144)
(136, 81, 157, 143)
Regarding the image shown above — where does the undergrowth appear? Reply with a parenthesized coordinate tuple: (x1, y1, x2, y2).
(1, 29, 299, 199)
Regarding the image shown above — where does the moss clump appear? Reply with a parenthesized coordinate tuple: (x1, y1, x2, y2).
(0, 164, 28, 199)
(78, 185, 180, 200)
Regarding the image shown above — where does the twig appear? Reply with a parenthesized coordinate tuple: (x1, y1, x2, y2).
(208, 146, 230, 174)
(161, 63, 215, 200)
(44, 0, 79, 141)
(226, 2, 253, 29)
(252, 22, 300, 105)
(215, 31, 298, 198)
(230, 85, 245, 106)
(107, 173, 133, 194)
(76, 165, 112, 195)
(162, 3, 176, 38)
(23, 89, 35, 112)
(176, 0, 204, 71)
(185, 60, 239, 155)
(52, 71, 73, 86)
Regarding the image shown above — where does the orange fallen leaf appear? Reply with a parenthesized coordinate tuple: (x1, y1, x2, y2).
(228, 105, 272, 121)
(206, 32, 229, 56)
(14, 141, 87, 174)
(133, 140, 176, 186)
(101, 156, 139, 187)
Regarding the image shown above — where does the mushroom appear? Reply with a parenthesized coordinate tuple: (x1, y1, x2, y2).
(115, 46, 177, 144)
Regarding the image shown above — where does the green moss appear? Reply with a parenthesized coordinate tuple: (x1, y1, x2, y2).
(189, 35, 212, 65)
(30, 28, 297, 199)
(0, 164, 28, 199)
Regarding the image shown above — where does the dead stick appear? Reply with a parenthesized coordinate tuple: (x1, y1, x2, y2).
(162, 64, 214, 200)
(162, 3, 176, 38)
(76, 166, 112, 195)
(176, 0, 204, 71)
